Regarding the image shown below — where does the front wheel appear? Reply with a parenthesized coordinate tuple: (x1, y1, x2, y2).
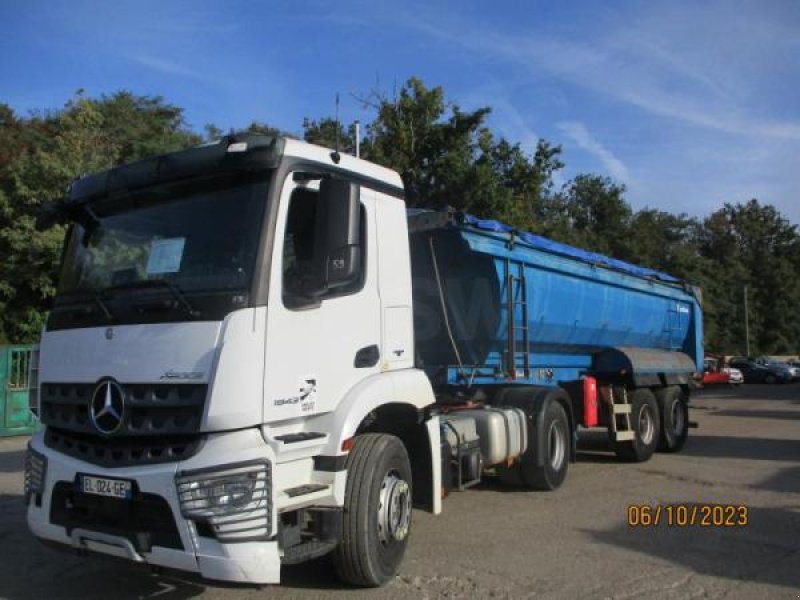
(333, 433, 412, 587)
(765, 374, 777, 385)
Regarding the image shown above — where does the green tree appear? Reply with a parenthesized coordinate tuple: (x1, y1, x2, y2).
(302, 117, 355, 153)
(0, 92, 199, 342)
(356, 77, 564, 229)
(554, 174, 632, 255)
(700, 200, 800, 354)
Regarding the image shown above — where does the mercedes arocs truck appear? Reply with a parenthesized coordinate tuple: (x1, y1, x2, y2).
(25, 134, 702, 586)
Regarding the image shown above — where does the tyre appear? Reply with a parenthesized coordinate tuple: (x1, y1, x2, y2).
(655, 386, 689, 453)
(500, 400, 570, 491)
(332, 433, 412, 587)
(613, 388, 660, 462)
(765, 374, 776, 384)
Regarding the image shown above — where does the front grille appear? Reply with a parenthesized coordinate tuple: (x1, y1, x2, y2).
(40, 382, 207, 436)
(50, 481, 183, 552)
(45, 427, 203, 467)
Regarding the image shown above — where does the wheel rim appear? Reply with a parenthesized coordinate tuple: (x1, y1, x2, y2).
(377, 471, 411, 546)
(671, 399, 685, 436)
(548, 420, 566, 470)
(639, 405, 656, 445)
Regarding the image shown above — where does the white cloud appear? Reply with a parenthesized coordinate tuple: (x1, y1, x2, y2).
(556, 121, 630, 183)
(126, 55, 200, 79)
(387, 3, 800, 223)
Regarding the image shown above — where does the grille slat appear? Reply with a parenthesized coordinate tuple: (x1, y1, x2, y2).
(41, 381, 206, 467)
(40, 382, 206, 437)
(44, 427, 203, 467)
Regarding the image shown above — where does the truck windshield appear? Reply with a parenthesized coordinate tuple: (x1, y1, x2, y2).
(47, 172, 270, 330)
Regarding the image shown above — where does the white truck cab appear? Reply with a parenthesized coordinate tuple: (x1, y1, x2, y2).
(26, 135, 440, 586)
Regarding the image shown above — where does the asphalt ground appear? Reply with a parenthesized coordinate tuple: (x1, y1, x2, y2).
(0, 383, 798, 599)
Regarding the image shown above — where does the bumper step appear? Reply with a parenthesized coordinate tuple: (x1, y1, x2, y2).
(275, 432, 326, 444)
(284, 484, 329, 498)
(281, 539, 337, 565)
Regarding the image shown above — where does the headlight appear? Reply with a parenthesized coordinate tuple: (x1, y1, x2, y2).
(176, 460, 271, 541)
(24, 445, 47, 504)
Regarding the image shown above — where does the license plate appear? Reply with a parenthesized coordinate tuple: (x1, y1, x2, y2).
(79, 475, 133, 500)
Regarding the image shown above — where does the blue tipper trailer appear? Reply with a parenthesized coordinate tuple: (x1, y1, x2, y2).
(408, 209, 702, 463)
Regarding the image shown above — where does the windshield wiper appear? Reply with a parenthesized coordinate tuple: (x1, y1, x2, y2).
(105, 279, 201, 318)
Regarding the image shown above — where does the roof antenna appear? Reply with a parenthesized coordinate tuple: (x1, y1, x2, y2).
(331, 93, 341, 164)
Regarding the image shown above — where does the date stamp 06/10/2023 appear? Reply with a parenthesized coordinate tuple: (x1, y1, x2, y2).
(628, 504, 749, 528)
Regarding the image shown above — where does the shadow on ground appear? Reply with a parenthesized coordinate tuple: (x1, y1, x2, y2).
(0, 490, 354, 600)
(756, 465, 800, 494)
(0, 449, 25, 474)
(711, 409, 800, 420)
(681, 436, 800, 462)
(586, 505, 800, 590)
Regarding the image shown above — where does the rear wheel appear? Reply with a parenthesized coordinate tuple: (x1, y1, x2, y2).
(333, 433, 412, 587)
(500, 400, 570, 491)
(765, 374, 777, 384)
(613, 388, 660, 462)
(655, 386, 688, 452)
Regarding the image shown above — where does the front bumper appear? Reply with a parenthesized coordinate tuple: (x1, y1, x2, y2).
(26, 428, 281, 584)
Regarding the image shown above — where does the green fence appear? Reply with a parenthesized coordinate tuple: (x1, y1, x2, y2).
(0, 345, 39, 437)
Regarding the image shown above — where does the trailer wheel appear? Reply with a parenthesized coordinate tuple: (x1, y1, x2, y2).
(613, 388, 660, 463)
(500, 400, 570, 491)
(332, 433, 412, 587)
(655, 386, 688, 453)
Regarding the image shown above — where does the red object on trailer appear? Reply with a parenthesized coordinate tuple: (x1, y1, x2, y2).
(583, 376, 598, 427)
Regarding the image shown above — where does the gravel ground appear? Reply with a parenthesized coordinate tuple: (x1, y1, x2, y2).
(0, 383, 797, 599)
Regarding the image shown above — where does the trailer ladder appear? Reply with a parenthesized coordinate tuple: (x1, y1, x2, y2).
(504, 259, 531, 380)
(608, 386, 635, 442)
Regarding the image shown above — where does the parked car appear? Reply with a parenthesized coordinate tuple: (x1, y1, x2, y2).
(722, 366, 744, 385)
(754, 357, 800, 381)
(701, 357, 730, 385)
(783, 363, 800, 380)
(772, 362, 800, 381)
(729, 359, 792, 384)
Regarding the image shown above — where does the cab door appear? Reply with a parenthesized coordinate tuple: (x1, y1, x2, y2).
(263, 174, 381, 420)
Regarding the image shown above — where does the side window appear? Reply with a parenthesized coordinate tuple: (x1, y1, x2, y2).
(282, 185, 366, 307)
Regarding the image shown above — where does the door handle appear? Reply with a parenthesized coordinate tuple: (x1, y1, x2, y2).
(354, 345, 380, 368)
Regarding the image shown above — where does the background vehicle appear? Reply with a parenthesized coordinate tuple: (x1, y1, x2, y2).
(729, 358, 791, 384)
(753, 357, 798, 381)
(24, 135, 703, 587)
(722, 366, 744, 385)
(701, 357, 730, 385)
(769, 362, 800, 381)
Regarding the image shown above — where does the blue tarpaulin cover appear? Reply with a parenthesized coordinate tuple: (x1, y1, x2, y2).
(459, 213, 680, 283)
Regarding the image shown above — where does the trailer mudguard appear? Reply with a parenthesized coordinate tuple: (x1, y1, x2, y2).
(593, 346, 696, 386)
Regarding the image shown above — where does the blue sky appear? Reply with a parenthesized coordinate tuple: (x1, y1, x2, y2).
(2, 0, 799, 223)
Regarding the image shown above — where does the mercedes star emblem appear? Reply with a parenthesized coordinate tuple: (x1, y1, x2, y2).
(90, 379, 125, 435)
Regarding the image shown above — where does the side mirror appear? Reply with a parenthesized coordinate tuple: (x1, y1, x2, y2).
(315, 179, 361, 291)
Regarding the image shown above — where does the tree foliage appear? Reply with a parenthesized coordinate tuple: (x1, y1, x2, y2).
(1, 80, 798, 354)
(0, 92, 199, 342)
